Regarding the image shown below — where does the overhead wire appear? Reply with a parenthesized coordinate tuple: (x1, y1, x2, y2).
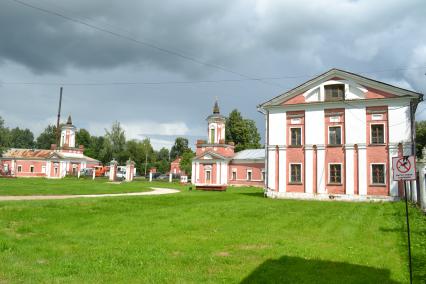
(8, 0, 284, 88)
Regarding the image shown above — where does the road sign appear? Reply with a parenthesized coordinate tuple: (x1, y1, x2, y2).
(392, 156, 416, 181)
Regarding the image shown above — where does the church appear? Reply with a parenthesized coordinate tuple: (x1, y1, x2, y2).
(1, 116, 100, 178)
(191, 101, 265, 190)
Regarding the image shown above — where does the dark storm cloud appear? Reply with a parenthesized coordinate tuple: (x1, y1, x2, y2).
(1, 0, 426, 149)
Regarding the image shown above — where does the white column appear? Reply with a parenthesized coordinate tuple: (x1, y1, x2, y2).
(92, 169, 95, 180)
(216, 161, 220, 184)
(419, 165, 426, 211)
(345, 146, 355, 195)
(191, 162, 195, 184)
(305, 147, 313, 194)
(389, 144, 399, 197)
(195, 162, 200, 183)
(358, 145, 367, 196)
(317, 146, 326, 194)
(221, 162, 228, 185)
(278, 147, 286, 192)
(267, 148, 275, 190)
(149, 172, 153, 182)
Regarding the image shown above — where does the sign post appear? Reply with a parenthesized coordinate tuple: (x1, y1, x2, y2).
(392, 155, 415, 284)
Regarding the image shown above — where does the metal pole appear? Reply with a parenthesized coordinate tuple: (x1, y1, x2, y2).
(56, 87, 63, 147)
(404, 181, 413, 284)
(144, 151, 148, 176)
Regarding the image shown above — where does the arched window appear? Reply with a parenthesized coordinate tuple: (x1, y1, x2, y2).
(210, 128, 215, 143)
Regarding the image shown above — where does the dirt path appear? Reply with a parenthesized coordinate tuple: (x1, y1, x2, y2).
(0, 187, 180, 201)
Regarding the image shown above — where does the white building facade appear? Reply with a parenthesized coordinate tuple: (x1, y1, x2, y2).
(258, 69, 423, 200)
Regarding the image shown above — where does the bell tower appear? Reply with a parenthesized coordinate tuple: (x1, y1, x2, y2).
(207, 100, 226, 144)
(60, 115, 76, 148)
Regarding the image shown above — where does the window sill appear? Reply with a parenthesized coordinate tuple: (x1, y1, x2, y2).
(288, 145, 303, 148)
(288, 182, 303, 185)
(327, 183, 342, 186)
(370, 184, 386, 187)
(368, 143, 386, 147)
(327, 144, 343, 147)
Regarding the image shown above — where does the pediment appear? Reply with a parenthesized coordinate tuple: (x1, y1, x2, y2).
(260, 68, 423, 108)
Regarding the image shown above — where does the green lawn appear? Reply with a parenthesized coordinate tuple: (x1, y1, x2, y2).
(0, 179, 425, 283)
(0, 177, 180, 196)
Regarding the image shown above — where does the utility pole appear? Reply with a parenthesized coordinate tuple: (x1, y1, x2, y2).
(56, 87, 63, 147)
(144, 151, 148, 176)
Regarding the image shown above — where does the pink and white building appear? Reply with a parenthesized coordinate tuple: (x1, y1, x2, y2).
(191, 101, 265, 190)
(1, 115, 100, 178)
(258, 69, 423, 200)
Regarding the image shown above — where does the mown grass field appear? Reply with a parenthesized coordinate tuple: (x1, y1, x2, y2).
(0, 179, 425, 283)
(0, 177, 165, 196)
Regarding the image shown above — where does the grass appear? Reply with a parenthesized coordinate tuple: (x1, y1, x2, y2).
(0, 179, 425, 283)
(0, 177, 181, 196)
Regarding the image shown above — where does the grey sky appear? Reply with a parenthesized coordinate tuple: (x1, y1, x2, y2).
(1, 0, 426, 149)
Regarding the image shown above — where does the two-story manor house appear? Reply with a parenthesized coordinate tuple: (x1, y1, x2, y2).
(258, 69, 423, 200)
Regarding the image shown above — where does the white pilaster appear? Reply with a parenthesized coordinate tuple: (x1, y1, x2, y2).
(345, 147, 355, 195)
(358, 146, 367, 196)
(305, 148, 313, 194)
(317, 146, 326, 193)
(278, 148, 286, 192)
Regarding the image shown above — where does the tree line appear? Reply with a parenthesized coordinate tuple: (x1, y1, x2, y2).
(0, 109, 261, 175)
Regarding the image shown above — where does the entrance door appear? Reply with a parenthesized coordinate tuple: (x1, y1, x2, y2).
(205, 170, 211, 184)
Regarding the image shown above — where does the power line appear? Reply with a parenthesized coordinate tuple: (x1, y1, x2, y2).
(1, 65, 426, 87)
(8, 0, 283, 88)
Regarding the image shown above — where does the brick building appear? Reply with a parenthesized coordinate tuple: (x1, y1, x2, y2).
(258, 68, 423, 200)
(191, 101, 265, 190)
(1, 115, 100, 178)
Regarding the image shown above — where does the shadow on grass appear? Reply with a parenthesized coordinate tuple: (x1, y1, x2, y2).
(240, 255, 399, 284)
(237, 192, 266, 198)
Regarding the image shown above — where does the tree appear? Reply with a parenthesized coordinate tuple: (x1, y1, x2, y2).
(154, 147, 171, 173)
(180, 150, 195, 176)
(170, 137, 190, 160)
(0, 116, 10, 153)
(416, 121, 426, 157)
(9, 127, 34, 148)
(104, 121, 126, 163)
(226, 109, 261, 152)
(157, 147, 170, 162)
(36, 125, 57, 149)
(76, 129, 92, 148)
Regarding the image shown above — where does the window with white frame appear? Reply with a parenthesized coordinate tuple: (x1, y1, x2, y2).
(290, 127, 302, 146)
(290, 164, 302, 183)
(328, 126, 342, 145)
(371, 124, 385, 144)
(30, 165, 34, 173)
(247, 170, 252, 181)
(325, 84, 345, 101)
(261, 170, 265, 181)
(232, 170, 237, 180)
(371, 164, 385, 184)
(329, 164, 342, 184)
(17, 165, 22, 173)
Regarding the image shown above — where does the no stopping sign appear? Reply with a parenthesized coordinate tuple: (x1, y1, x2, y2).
(392, 156, 416, 181)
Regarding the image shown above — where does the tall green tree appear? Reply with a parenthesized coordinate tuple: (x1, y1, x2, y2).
(416, 121, 426, 157)
(170, 137, 190, 160)
(36, 125, 57, 149)
(76, 129, 92, 148)
(225, 109, 261, 152)
(0, 116, 10, 153)
(9, 127, 34, 148)
(104, 121, 126, 163)
(179, 150, 195, 176)
(154, 147, 171, 173)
